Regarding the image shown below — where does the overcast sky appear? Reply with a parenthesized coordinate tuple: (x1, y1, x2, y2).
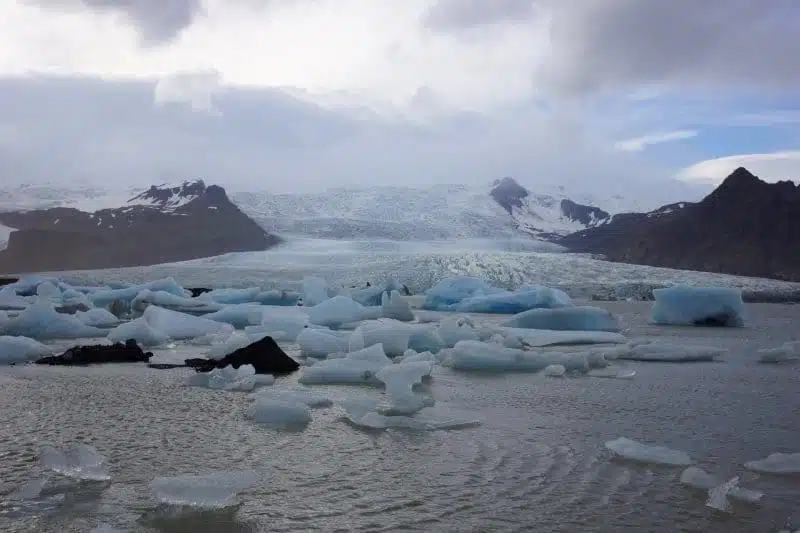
(0, 0, 798, 194)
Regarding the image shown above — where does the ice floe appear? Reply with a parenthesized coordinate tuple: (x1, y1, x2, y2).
(744, 452, 800, 475)
(150, 470, 259, 507)
(604, 437, 692, 466)
(39, 443, 111, 481)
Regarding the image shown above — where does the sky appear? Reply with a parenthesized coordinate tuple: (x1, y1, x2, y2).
(0, 0, 798, 196)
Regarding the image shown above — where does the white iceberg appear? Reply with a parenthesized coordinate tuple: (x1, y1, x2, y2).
(107, 317, 170, 347)
(680, 467, 763, 504)
(375, 361, 434, 415)
(142, 306, 234, 341)
(620, 341, 726, 362)
(298, 344, 392, 385)
(150, 470, 258, 508)
(381, 290, 415, 322)
(40, 443, 111, 481)
(254, 388, 333, 407)
(3, 300, 107, 340)
(500, 306, 620, 332)
(605, 437, 691, 466)
(355, 319, 413, 357)
(744, 452, 800, 474)
(0, 335, 54, 364)
(448, 340, 589, 374)
(307, 295, 368, 328)
(77, 308, 120, 328)
(297, 328, 349, 358)
(543, 364, 566, 377)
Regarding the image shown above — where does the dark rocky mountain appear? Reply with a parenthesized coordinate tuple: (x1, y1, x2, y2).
(560, 199, 610, 226)
(490, 177, 529, 214)
(558, 167, 800, 281)
(0, 180, 282, 274)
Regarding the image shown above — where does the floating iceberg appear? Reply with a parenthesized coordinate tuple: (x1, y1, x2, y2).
(0, 335, 54, 364)
(744, 452, 800, 474)
(206, 332, 254, 360)
(706, 476, 740, 512)
(298, 344, 392, 385)
(341, 397, 480, 431)
(605, 437, 692, 466)
(255, 289, 300, 306)
(494, 327, 627, 347)
(142, 306, 234, 341)
(40, 443, 111, 481)
(203, 304, 264, 329)
(454, 284, 573, 314)
(297, 328, 349, 358)
(620, 341, 726, 362)
(302, 276, 334, 307)
(254, 388, 333, 407)
(680, 467, 763, 503)
(77, 308, 120, 328)
(757, 343, 800, 364)
(3, 300, 107, 340)
(307, 295, 368, 328)
(438, 317, 480, 347)
(408, 325, 445, 354)
(150, 470, 259, 508)
(188, 364, 273, 392)
(381, 290, 415, 322)
(0, 286, 32, 310)
(247, 397, 312, 428)
(354, 320, 413, 357)
(107, 317, 170, 347)
(132, 289, 213, 313)
(448, 340, 589, 374)
(651, 286, 745, 327)
(250, 307, 309, 342)
(90, 278, 187, 307)
(421, 276, 505, 311)
(202, 287, 260, 304)
(500, 306, 620, 332)
(543, 364, 566, 377)
(375, 361, 434, 415)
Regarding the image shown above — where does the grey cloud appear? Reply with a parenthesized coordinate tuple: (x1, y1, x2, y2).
(28, 0, 204, 44)
(537, 0, 800, 95)
(0, 75, 697, 199)
(422, 0, 536, 31)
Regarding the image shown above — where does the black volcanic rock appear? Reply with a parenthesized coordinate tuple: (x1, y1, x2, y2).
(560, 199, 610, 226)
(490, 177, 529, 214)
(558, 167, 800, 282)
(35, 340, 152, 366)
(0, 181, 282, 274)
(189, 336, 300, 375)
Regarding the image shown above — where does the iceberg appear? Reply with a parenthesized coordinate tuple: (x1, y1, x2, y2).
(150, 470, 259, 508)
(203, 304, 264, 329)
(375, 361, 435, 415)
(254, 388, 333, 407)
(132, 289, 214, 313)
(90, 278, 187, 307)
(381, 290, 415, 322)
(620, 341, 726, 362)
(438, 317, 480, 347)
(421, 276, 505, 311)
(651, 285, 745, 327)
(757, 343, 799, 364)
(543, 364, 566, 377)
(298, 344, 392, 385)
(494, 327, 627, 347)
(447, 340, 589, 373)
(107, 317, 170, 347)
(500, 306, 620, 332)
(0, 286, 32, 310)
(255, 289, 300, 306)
(744, 452, 800, 474)
(349, 279, 405, 306)
(40, 443, 111, 481)
(302, 276, 334, 307)
(0, 335, 55, 364)
(142, 306, 234, 341)
(454, 285, 572, 314)
(355, 319, 413, 357)
(247, 397, 312, 428)
(249, 307, 309, 342)
(297, 328, 349, 358)
(206, 332, 254, 360)
(188, 364, 273, 392)
(307, 295, 368, 328)
(680, 467, 763, 504)
(3, 299, 107, 340)
(605, 437, 692, 466)
(77, 308, 120, 328)
(408, 325, 445, 354)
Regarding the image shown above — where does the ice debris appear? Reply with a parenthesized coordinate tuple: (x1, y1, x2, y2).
(187, 364, 273, 392)
(150, 470, 259, 508)
(543, 364, 566, 377)
(375, 360, 434, 415)
(680, 467, 763, 504)
(651, 285, 745, 327)
(706, 476, 740, 512)
(2, 299, 106, 340)
(39, 443, 111, 481)
(604, 437, 692, 466)
(447, 340, 590, 374)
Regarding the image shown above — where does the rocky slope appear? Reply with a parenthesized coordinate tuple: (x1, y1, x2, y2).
(0, 180, 281, 274)
(558, 168, 800, 281)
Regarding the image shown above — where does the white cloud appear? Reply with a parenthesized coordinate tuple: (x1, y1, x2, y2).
(614, 130, 698, 152)
(154, 68, 222, 114)
(677, 151, 800, 184)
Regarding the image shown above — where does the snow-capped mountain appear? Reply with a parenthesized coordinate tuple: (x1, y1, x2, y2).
(126, 180, 207, 212)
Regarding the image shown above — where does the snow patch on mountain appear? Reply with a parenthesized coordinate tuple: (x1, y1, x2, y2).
(126, 180, 207, 212)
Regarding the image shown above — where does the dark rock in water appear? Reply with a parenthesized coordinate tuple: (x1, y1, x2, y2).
(35, 339, 152, 366)
(191, 336, 300, 375)
(188, 287, 212, 298)
(0, 277, 17, 286)
(55, 303, 91, 314)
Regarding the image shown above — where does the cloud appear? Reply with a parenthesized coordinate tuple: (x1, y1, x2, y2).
(535, 0, 800, 96)
(0, 74, 704, 207)
(27, 0, 205, 44)
(614, 130, 698, 152)
(677, 151, 800, 184)
(154, 69, 222, 114)
(422, 0, 536, 31)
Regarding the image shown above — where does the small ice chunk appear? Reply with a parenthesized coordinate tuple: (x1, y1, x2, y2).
(297, 328, 349, 358)
(341, 398, 480, 431)
(40, 443, 111, 481)
(448, 340, 589, 374)
(77, 308, 120, 328)
(408, 325, 445, 354)
(500, 306, 620, 332)
(298, 344, 392, 385)
(90, 278, 186, 307)
(651, 285, 745, 327)
(3, 299, 107, 340)
(143, 306, 234, 341)
(680, 467, 763, 504)
(757, 343, 799, 364)
(150, 470, 258, 508)
(744, 452, 800, 474)
(307, 295, 367, 328)
(706, 476, 740, 512)
(255, 388, 333, 407)
(247, 397, 312, 428)
(356, 320, 413, 357)
(203, 304, 264, 329)
(376, 361, 434, 415)
(605, 437, 691, 466)
(543, 364, 566, 377)
(496, 327, 627, 347)
(381, 290, 415, 322)
(0, 335, 54, 364)
(588, 368, 636, 380)
(206, 332, 253, 360)
(107, 317, 170, 347)
(621, 341, 726, 362)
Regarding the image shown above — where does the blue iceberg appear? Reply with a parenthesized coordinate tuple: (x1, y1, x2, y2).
(454, 285, 572, 314)
(422, 277, 505, 311)
(500, 306, 620, 332)
(651, 286, 745, 327)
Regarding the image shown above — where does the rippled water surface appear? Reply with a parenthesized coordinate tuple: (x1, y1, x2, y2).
(1, 302, 799, 533)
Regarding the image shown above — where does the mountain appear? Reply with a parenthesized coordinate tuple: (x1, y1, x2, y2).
(558, 167, 800, 281)
(0, 180, 281, 274)
(231, 178, 639, 241)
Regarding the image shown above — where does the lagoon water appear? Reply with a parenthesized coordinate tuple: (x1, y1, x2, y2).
(1, 301, 799, 533)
